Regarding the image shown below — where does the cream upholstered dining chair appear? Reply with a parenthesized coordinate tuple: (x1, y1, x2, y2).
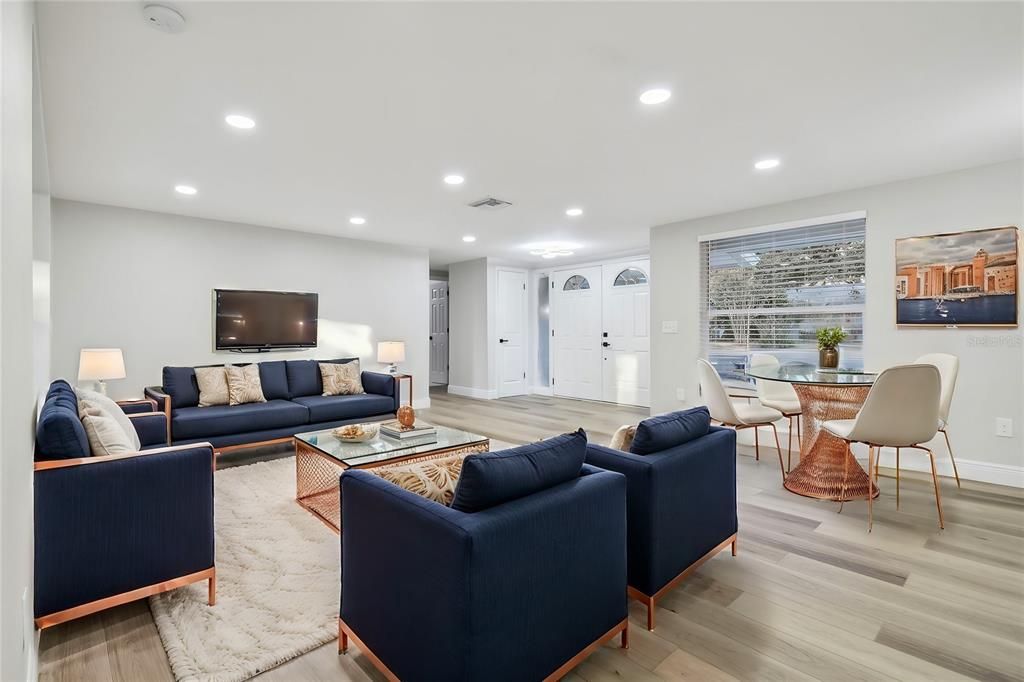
(698, 359, 786, 481)
(823, 364, 942, 531)
(749, 353, 803, 472)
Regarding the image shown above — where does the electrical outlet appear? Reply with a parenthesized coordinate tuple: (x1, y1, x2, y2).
(662, 320, 679, 334)
(995, 418, 1013, 438)
(676, 388, 686, 401)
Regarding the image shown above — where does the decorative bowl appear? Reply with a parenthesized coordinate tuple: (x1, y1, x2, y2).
(332, 423, 380, 442)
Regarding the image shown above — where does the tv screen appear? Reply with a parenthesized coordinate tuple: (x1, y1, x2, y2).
(214, 289, 318, 350)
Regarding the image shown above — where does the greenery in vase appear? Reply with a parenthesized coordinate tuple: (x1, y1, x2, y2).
(816, 327, 847, 350)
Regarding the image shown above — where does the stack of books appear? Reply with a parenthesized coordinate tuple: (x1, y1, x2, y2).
(380, 420, 437, 440)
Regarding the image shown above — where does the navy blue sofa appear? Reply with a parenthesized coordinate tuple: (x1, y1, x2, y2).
(34, 379, 216, 628)
(339, 434, 629, 681)
(144, 358, 398, 450)
(585, 410, 737, 631)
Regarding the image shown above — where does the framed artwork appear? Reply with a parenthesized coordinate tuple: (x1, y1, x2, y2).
(895, 225, 1018, 327)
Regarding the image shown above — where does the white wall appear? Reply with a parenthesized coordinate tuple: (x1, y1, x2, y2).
(447, 258, 494, 398)
(51, 200, 432, 408)
(1, 1, 41, 678)
(651, 160, 1024, 483)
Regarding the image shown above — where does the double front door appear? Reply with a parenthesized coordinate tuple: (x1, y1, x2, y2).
(550, 260, 650, 407)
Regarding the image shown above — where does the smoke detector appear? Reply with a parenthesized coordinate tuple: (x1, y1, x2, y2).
(142, 4, 186, 34)
(467, 196, 513, 210)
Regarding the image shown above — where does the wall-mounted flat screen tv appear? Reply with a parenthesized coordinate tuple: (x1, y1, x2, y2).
(214, 289, 318, 351)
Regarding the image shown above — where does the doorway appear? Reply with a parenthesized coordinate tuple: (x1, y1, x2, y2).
(496, 268, 528, 397)
(429, 280, 449, 385)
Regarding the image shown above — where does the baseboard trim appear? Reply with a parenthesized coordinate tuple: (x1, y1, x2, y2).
(446, 385, 498, 400)
(529, 385, 553, 396)
(412, 398, 431, 410)
(869, 448, 1024, 489)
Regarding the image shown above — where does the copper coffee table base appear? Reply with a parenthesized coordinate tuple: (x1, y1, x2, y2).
(784, 384, 878, 502)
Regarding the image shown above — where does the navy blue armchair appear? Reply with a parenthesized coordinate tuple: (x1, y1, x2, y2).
(338, 464, 628, 681)
(34, 380, 216, 628)
(585, 425, 737, 630)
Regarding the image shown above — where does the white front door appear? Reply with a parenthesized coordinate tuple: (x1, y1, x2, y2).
(602, 261, 651, 407)
(551, 267, 603, 400)
(429, 281, 449, 384)
(496, 269, 527, 397)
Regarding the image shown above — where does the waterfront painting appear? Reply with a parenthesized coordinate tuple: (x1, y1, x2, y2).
(896, 226, 1018, 327)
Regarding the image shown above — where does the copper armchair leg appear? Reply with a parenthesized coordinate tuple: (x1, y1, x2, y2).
(208, 571, 217, 606)
(731, 537, 738, 556)
(621, 622, 630, 649)
(338, 620, 349, 654)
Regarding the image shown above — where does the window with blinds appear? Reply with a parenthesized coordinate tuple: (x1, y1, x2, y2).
(699, 216, 866, 386)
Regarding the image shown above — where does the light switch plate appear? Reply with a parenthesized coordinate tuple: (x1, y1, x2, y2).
(995, 418, 1013, 438)
(662, 320, 679, 334)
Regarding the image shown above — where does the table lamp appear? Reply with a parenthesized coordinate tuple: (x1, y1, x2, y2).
(78, 348, 126, 395)
(377, 341, 405, 375)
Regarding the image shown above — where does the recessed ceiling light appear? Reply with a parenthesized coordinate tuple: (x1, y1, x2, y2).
(639, 88, 671, 105)
(754, 158, 781, 170)
(444, 174, 465, 185)
(462, 235, 476, 243)
(565, 207, 583, 217)
(349, 216, 366, 225)
(225, 114, 256, 129)
(174, 184, 197, 195)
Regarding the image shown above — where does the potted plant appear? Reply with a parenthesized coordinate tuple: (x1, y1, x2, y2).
(816, 327, 847, 369)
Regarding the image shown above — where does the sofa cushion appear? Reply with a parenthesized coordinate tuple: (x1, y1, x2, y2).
(291, 394, 395, 423)
(286, 358, 358, 397)
(80, 406, 137, 456)
(320, 360, 364, 396)
(77, 388, 141, 451)
(258, 361, 290, 400)
(172, 399, 309, 440)
(451, 429, 587, 513)
(194, 366, 229, 407)
(370, 454, 466, 506)
(163, 366, 200, 409)
(610, 424, 637, 452)
(36, 380, 90, 460)
(630, 406, 711, 455)
(226, 364, 267, 405)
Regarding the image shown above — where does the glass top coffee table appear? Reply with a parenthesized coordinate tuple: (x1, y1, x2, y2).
(293, 422, 489, 532)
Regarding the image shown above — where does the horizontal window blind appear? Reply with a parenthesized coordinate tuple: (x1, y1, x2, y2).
(700, 218, 866, 385)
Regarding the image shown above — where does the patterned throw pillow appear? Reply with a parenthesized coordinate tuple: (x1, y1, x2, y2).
(225, 364, 267, 405)
(371, 454, 466, 506)
(195, 366, 230, 407)
(77, 387, 142, 451)
(610, 424, 637, 452)
(80, 406, 137, 456)
(320, 361, 364, 396)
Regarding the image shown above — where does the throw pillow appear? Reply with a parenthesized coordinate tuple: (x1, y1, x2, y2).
(451, 429, 587, 513)
(630, 406, 711, 455)
(320, 360, 364, 396)
(80, 405, 137, 456)
(195, 366, 230, 407)
(610, 424, 637, 452)
(77, 388, 141, 451)
(225, 364, 267, 405)
(371, 454, 466, 506)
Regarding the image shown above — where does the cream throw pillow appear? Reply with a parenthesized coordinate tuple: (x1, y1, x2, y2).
(81, 406, 137, 456)
(610, 424, 637, 452)
(371, 454, 466, 506)
(225, 364, 267, 405)
(320, 361, 364, 396)
(77, 388, 141, 451)
(195, 366, 230, 407)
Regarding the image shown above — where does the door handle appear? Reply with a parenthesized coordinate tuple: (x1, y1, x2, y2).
(499, 338, 509, 343)
(602, 341, 611, 348)
(429, 335, 433, 340)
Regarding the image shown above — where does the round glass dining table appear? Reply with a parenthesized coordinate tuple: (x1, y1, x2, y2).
(744, 363, 879, 501)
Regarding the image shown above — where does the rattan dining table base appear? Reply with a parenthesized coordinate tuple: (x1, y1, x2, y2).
(784, 384, 879, 501)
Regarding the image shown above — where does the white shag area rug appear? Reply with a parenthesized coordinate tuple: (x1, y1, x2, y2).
(149, 457, 338, 682)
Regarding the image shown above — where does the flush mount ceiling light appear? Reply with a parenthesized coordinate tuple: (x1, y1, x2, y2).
(565, 207, 583, 217)
(174, 184, 197, 195)
(639, 88, 671, 105)
(527, 242, 577, 259)
(349, 216, 366, 225)
(443, 174, 465, 185)
(225, 114, 256, 129)
(462, 235, 476, 243)
(754, 158, 781, 170)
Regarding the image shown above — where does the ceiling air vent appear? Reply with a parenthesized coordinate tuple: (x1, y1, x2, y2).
(467, 197, 513, 210)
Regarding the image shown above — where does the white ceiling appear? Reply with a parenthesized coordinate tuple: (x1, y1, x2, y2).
(37, 2, 1022, 267)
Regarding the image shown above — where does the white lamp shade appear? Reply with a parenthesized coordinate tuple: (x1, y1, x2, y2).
(377, 341, 406, 364)
(78, 348, 126, 381)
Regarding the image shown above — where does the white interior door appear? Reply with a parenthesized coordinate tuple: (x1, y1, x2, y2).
(551, 267, 603, 400)
(496, 269, 527, 397)
(602, 261, 651, 407)
(429, 281, 449, 385)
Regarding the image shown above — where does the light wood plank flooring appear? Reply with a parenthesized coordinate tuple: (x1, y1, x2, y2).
(39, 389, 1024, 681)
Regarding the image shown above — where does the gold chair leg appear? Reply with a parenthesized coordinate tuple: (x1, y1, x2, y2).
(926, 447, 945, 529)
(787, 416, 793, 473)
(769, 422, 786, 482)
(867, 446, 875, 533)
(838, 443, 851, 513)
(941, 429, 961, 488)
(895, 447, 901, 509)
(754, 426, 760, 461)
